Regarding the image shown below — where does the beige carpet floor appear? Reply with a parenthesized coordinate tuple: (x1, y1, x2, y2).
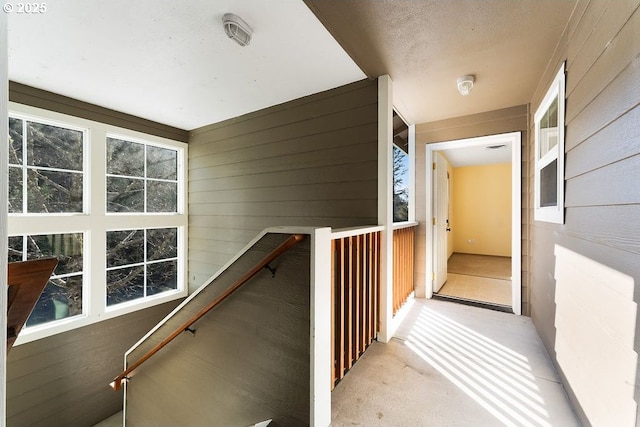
(438, 253, 512, 306)
(447, 252, 511, 280)
(438, 273, 511, 306)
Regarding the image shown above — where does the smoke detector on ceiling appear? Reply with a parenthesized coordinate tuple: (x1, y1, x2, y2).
(222, 13, 252, 47)
(457, 75, 475, 96)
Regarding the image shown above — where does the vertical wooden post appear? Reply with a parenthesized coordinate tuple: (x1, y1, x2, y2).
(366, 233, 373, 344)
(374, 232, 380, 334)
(338, 238, 345, 381)
(346, 237, 353, 370)
(360, 235, 367, 352)
(330, 240, 336, 386)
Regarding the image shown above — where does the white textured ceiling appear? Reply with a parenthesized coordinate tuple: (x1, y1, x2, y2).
(7, 0, 365, 130)
(305, 0, 577, 125)
(8, 0, 578, 138)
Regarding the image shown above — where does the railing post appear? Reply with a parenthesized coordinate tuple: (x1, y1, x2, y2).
(310, 227, 332, 427)
(378, 75, 394, 343)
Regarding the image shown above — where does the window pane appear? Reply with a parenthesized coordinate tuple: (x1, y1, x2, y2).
(107, 229, 144, 268)
(9, 117, 23, 165)
(8, 236, 23, 263)
(146, 181, 177, 212)
(147, 260, 178, 296)
(539, 97, 558, 159)
(26, 275, 83, 327)
(27, 169, 83, 213)
(147, 146, 177, 180)
(393, 145, 409, 222)
(107, 138, 144, 177)
(107, 176, 144, 212)
(392, 110, 410, 223)
(27, 122, 83, 170)
(8, 167, 23, 213)
(540, 159, 558, 207)
(147, 228, 177, 261)
(27, 233, 83, 276)
(107, 266, 145, 306)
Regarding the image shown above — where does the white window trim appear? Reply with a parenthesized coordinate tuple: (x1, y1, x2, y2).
(8, 102, 188, 345)
(534, 62, 565, 224)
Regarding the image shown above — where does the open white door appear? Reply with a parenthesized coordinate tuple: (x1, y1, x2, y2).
(433, 152, 449, 292)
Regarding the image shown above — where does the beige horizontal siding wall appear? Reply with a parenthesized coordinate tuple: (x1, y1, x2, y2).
(414, 105, 529, 312)
(188, 79, 378, 289)
(528, 1, 640, 424)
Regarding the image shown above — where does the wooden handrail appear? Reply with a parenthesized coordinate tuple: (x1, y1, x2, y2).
(110, 233, 306, 391)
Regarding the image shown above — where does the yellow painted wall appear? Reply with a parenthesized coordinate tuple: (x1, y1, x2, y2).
(452, 163, 511, 256)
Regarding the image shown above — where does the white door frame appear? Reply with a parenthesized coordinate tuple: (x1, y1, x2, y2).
(424, 132, 522, 315)
(433, 151, 449, 292)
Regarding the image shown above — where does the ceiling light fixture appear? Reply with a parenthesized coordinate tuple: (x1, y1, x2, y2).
(457, 75, 475, 96)
(222, 13, 252, 47)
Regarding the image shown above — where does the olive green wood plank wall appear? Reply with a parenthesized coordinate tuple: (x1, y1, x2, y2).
(126, 234, 311, 427)
(187, 79, 378, 290)
(6, 301, 180, 426)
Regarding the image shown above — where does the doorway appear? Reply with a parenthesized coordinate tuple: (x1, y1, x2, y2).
(425, 132, 521, 314)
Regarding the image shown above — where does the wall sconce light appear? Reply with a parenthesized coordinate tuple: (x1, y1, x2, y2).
(222, 13, 252, 47)
(457, 75, 475, 96)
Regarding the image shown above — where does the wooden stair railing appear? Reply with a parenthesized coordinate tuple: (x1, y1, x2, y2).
(7, 258, 58, 352)
(392, 225, 416, 315)
(110, 233, 305, 391)
(331, 230, 380, 388)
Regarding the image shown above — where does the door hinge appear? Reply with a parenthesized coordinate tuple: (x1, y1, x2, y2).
(432, 272, 436, 280)
(433, 217, 436, 225)
(433, 162, 436, 170)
